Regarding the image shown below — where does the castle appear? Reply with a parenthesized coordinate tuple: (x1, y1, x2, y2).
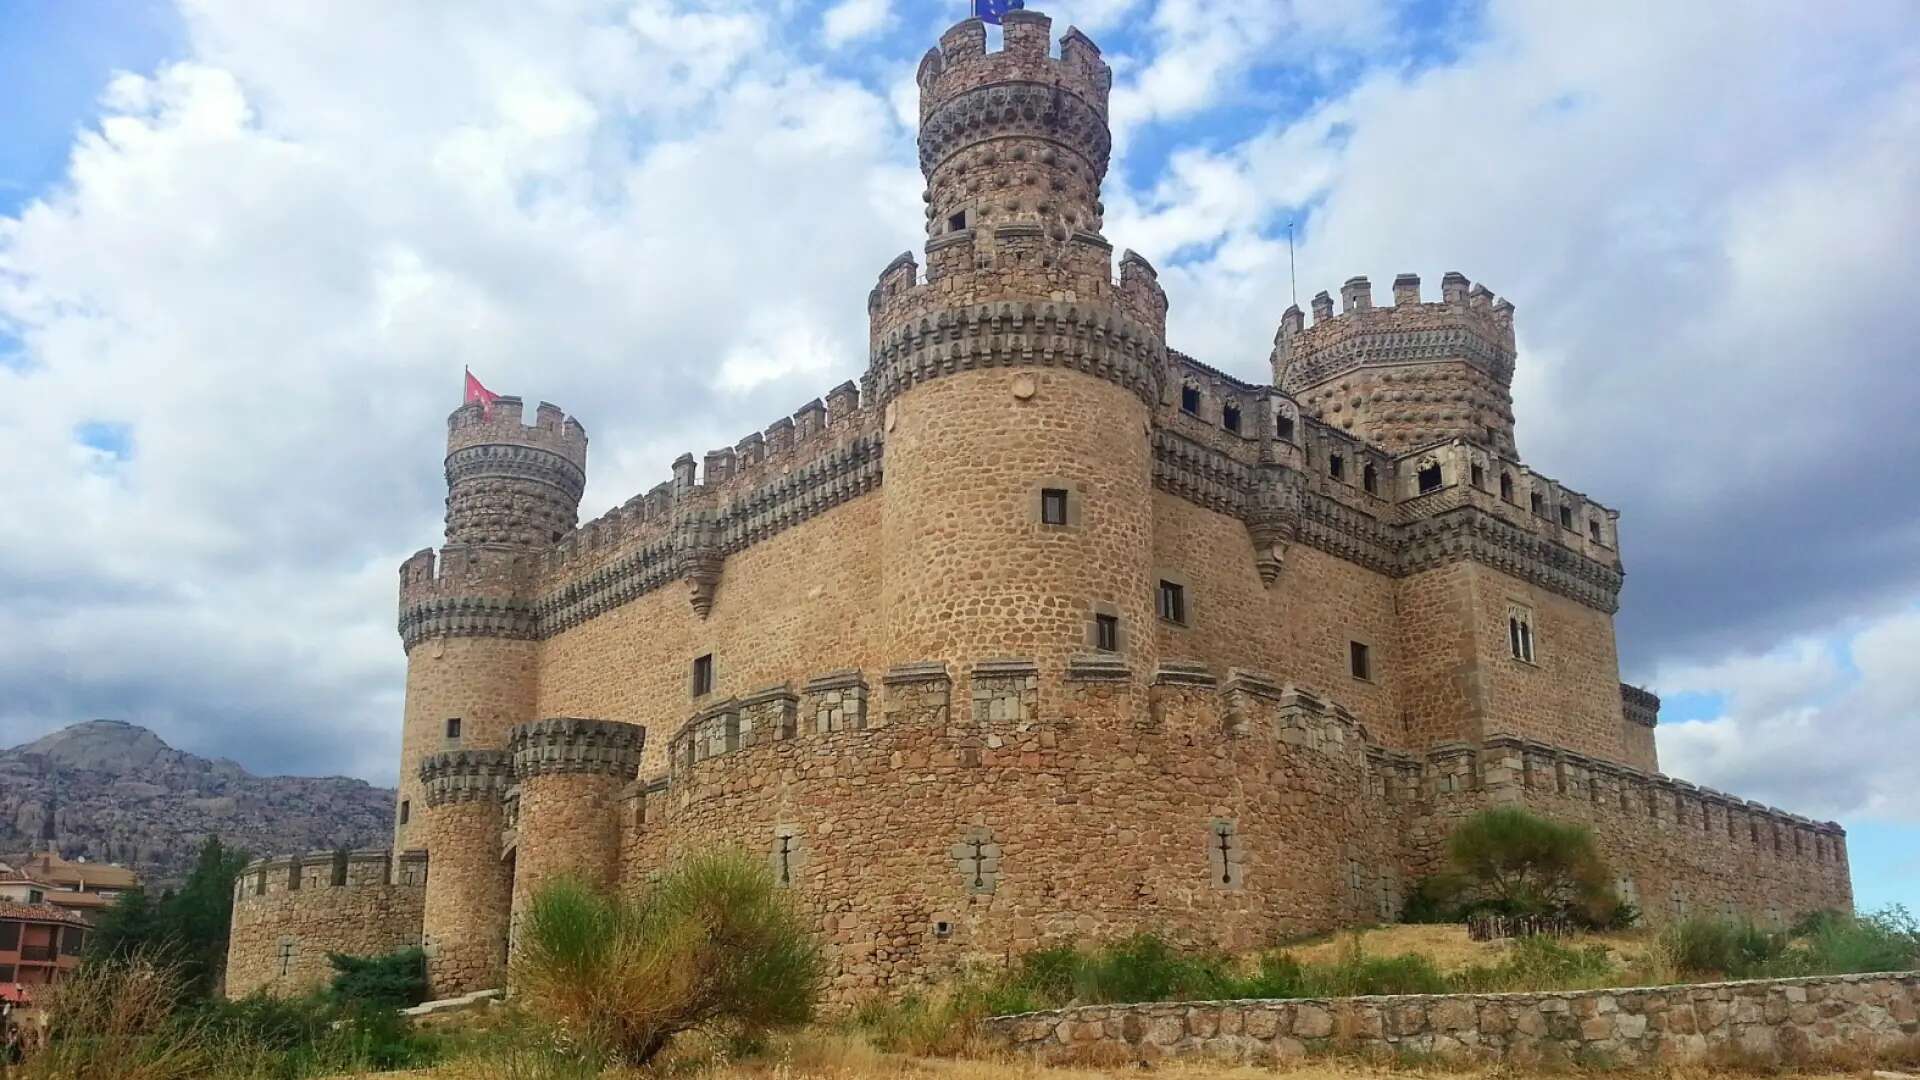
(226, 10, 1852, 1002)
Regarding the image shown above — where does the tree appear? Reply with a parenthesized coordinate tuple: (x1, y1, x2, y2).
(512, 850, 822, 1067)
(78, 835, 250, 999)
(1443, 807, 1622, 924)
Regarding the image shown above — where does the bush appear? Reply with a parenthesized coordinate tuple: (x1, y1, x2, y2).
(1445, 807, 1621, 925)
(15, 954, 212, 1080)
(1069, 932, 1236, 1004)
(1662, 916, 1787, 979)
(327, 947, 429, 1010)
(1804, 905, 1920, 974)
(512, 849, 823, 1067)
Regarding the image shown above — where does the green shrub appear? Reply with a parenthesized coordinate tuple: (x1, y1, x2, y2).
(1662, 916, 1785, 978)
(326, 947, 428, 1010)
(1449, 937, 1623, 992)
(511, 849, 823, 1068)
(1069, 932, 1236, 1004)
(1295, 937, 1450, 996)
(1445, 807, 1621, 925)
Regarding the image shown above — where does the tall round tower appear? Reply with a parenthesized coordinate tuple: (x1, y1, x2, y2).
(507, 718, 644, 927)
(394, 397, 586, 851)
(417, 749, 514, 996)
(872, 10, 1167, 688)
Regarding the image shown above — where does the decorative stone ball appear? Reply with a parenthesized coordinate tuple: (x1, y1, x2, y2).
(1011, 374, 1037, 400)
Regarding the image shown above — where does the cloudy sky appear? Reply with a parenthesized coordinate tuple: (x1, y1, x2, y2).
(2, 0, 1915, 908)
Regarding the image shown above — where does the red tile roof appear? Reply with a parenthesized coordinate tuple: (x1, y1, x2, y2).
(0, 901, 90, 927)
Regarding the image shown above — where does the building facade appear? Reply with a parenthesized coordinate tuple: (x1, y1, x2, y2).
(226, 10, 1851, 1003)
(0, 902, 89, 1013)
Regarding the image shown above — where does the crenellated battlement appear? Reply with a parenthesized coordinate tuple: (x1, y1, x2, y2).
(916, 11, 1111, 131)
(397, 543, 539, 651)
(419, 748, 514, 807)
(446, 396, 587, 466)
(509, 716, 645, 780)
(1274, 273, 1520, 458)
(232, 847, 428, 907)
(443, 396, 589, 547)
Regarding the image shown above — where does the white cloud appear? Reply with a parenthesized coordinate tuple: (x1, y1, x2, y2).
(1655, 609, 1920, 823)
(821, 0, 891, 48)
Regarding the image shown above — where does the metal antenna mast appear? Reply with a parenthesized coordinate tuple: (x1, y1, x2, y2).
(1288, 219, 1298, 308)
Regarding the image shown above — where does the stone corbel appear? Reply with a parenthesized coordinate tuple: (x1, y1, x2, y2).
(1244, 465, 1302, 588)
(674, 516, 725, 618)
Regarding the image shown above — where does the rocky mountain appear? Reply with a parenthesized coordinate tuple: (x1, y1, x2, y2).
(0, 720, 394, 887)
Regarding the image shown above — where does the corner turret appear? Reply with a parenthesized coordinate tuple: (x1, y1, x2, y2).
(444, 396, 589, 547)
(1272, 273, 1519, 457)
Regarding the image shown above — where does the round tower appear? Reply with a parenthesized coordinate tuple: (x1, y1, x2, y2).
(417, 749, 514, 996)
(873, 11, 1166, 688)
(1272, 272, 1520, 457)
(507, 718, 644, 928)
(392, 397, 586, 855)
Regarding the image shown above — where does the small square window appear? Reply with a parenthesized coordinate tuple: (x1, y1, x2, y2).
(1158, 580, 1186, 625)
(692, 654, 715, 697)
(1222, 403, 1241, 433)
(1418, 463, 1443, 493)
(1180, 385, 1201, 415)
(1275, 413, 1296, 440)
(1040, 488, 1069, 526)
(398, 800, 410, 826)
(445, 717, 462, 740)
(1094, 613, 1119, 653)
(1349, 641, 1371, 681)
(948, 211, 967, 232)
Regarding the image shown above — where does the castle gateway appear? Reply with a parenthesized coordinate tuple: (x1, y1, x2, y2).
(228, 10, 1850, 1002)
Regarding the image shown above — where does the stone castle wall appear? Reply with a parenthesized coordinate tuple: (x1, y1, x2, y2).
(226, 849, 425, 999)
(623, 662, 1847, 1002)
(986, 972, 1920, 1067)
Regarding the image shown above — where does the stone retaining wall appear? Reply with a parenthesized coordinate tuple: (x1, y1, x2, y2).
(984, 972, 1919, 1067)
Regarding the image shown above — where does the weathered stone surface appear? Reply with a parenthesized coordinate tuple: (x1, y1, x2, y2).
(984, 973, 1920, 1067)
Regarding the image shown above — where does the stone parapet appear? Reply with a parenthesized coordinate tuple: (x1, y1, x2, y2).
(443, 397, 588, 547)
(868, 300, 1165, 411)
(509, 717, 645, 780)
(233, 848, 428, 905)
(419, 749, 514, 807)
(226, 847, 428, 999)
(985, 972, 1920, 1067)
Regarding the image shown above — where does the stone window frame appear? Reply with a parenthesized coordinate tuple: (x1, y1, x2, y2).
(1500, 471, 1516, 503)
(1507, 601, 1537, 665)
(691, 653, 716, 698)
(1221, 398, 1244, 436)
(1179, 380, 1204, 417)
(1415, 457, 1444, 495)
(1272, 403, 1297, 443)
(1206, 819, 1245, 890)
(444, 716, 462, 743)
(1030, 477, 1085, 530)
(1088, 599, 1128, 654)
(1362, 461, 1380, 495)
(1348, 637, 1374, 683)
(398, 799, 410, 826)
(1328, 451, 1345, 482)
(1155, 570, 1192, 627)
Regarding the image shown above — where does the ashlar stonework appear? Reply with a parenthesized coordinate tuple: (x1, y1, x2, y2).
(227, 9, 1853, 1005)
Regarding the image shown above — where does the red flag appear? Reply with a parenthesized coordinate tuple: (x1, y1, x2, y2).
(464, 368, 500, 415)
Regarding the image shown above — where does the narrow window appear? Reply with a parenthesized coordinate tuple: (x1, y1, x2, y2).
(1222, 403, 1242, 433)
(1180, 384, 1201, 415)
(1275, 413, 1296, 441)
(1471, 463, 1485, 489)
(1520, 621, 1533, 662)
(1559, 504, 1574, 530)
(1508, 606, 1535, 662)
(1418, 463, 1442, 493)
(1500, 472, 1514, 503)
(1094, 613, 1120, 653)
(445, 717, 461, 740)
(1329, 453, 1345, 480)
(1509, 617, 1522, 659)
(398, 800, 410, 826)
(948, 210, 967, 232)
(1349, 640, 1371, 681)
(1362, 462, 1378, 494)
(692, 654, 715, 697)
(0, 923, 16, 951)
(1157, 580, 1186, 625)
(1040, 488, 1069, 526)
(1486, 425, 1498, 445)
(1588, 519, 1602, 543)
(1530, 491, 1544, 516)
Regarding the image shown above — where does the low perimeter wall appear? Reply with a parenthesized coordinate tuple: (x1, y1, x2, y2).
(984, 972, 1919, 1068)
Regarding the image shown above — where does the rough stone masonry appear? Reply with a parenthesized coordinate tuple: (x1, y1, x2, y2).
(227, 8, 1852, 1002)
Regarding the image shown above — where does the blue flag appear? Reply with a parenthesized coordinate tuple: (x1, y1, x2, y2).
(974, 0, 1025, 24)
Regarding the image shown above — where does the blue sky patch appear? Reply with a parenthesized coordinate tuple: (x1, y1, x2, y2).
(74, 420, 134, 460)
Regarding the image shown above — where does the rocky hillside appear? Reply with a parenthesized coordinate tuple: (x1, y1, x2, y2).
(0, 720, 394, 887)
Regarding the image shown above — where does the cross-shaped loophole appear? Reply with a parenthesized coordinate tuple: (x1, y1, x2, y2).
(1214, 825, 1234, 884)
(776, 836, 795, 886)
(967, 839, 989, 889)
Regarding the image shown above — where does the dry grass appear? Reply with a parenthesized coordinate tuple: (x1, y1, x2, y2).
(1280, 924, 1655, 976)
